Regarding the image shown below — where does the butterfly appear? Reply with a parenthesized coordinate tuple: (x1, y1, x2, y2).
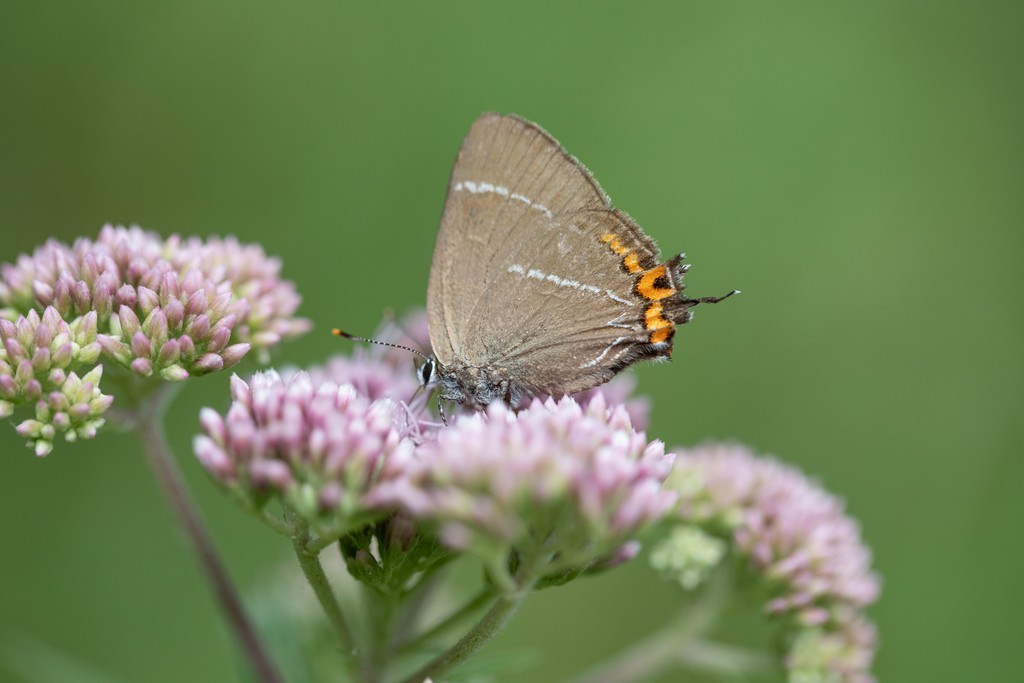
(415, 113, 734, 410)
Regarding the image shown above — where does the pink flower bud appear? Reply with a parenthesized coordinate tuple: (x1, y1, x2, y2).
(163, 299, 185, 331)
(137, 286, 159, 315)
(131, 357, 153, 376)
(193, 353, 224, 375)
(160, 364, 189, 382)
(131, 330, 152, 359)
(185, 314, 211, 343)
(177, 334, 195, 360)
(145, 309, 168, 346)
(118, 305, 141, 338)
(185, 290, 208, 317)
(97, 334, 131, 363)
(157, 338, 181, 366)
(33, 279, 54, 306)
(159, 271, 180, 306)
(220, 343, 250, 368)
(115, 284, 137, 308)
(72, 280, 91, 312)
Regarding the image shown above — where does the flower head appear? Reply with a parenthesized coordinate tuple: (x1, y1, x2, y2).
(1, 225, 309, 380)
(0, 225, 310, 453)
(659, 443, 881, 682)
(195, 370, 408, 537)
(369, 393, 676, 588)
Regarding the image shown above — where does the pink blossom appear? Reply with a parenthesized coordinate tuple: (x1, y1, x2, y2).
(369, 393, 676, 582)
(195, 370, 408, 533)
(666, 443, 881, 682)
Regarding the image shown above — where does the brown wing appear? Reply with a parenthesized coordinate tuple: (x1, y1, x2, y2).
(427, 113, 692, 395)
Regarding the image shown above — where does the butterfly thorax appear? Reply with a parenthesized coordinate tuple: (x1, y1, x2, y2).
(426, 358, 526, 408)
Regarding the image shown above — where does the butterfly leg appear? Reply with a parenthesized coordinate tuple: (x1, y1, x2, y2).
(436, 394, 448, 425)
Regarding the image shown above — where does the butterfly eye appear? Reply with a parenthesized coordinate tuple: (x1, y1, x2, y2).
(418, 359, 436, 387)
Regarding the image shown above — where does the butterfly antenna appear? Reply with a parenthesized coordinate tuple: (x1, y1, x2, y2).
(332, 328, 432, 361)
(683, 289, 741, 306)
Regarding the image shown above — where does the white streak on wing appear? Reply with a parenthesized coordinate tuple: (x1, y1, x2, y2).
(606, 344, 633, 365)
(454, 180, 554, 219)
(547, 273, 577, 288)
(605, 291, 633, 306)
(505, 264, 630, 305)
(579, 336, 628, 368)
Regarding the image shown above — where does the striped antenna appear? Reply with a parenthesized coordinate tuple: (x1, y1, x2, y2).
(332, 328, 432, 361)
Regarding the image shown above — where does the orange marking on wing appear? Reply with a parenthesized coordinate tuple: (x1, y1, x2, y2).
(623, 252, 642, 273)
(644, 302, 672, 330)
(600, 232, 633, 259)
(650, 327, 672, 345)
(644, 302, 674, 345)
(644, 301, 662, 325)
(637, 266, 675, 301)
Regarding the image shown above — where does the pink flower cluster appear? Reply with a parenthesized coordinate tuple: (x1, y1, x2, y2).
(0, 225, 310, 454)
(667, 443, 881, 683)
(194, 361, 671, 584)
(370, 394, 675, 583)
(1, 225, 310, 379)
(196, 371, 407, 535)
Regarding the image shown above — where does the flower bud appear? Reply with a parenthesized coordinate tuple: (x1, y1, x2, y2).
(160, 364, 189, 382)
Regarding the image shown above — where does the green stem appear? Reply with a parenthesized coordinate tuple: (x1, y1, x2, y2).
(135, 388, 285, 683)
(306, 531, 341, 555)
(676, 638, 774, 676)
(291, 533, 358, 662)
(361, 588, 397, 683)
(565, 631, 772, 683)
(390, 571, 444, 649)
(565, 564, 740, 683)
(397, 586, 530, 683)
(565, 621, 693, 683)
(258, 508, 294, 537)
(396, 588, 496, 655)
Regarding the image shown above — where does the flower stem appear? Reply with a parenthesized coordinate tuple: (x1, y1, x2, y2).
(135, 390, 285, 683)
(565, 563, 745, 683)
(566, 630, 772, 683)
(566, 621, 690, 683)
(391, 571, 444, 648)
(676, 638, 774, 676)
(361, 587, 398, 683)
(291, 534, 358, 661)
(397, 586, 529, 683)
(396, 588, 496, 655)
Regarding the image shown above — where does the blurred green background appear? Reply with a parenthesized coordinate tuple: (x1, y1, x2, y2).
(1, 2, 1021, 681)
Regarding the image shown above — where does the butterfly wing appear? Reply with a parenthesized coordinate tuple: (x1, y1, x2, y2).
(427, 113, 692, 396)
